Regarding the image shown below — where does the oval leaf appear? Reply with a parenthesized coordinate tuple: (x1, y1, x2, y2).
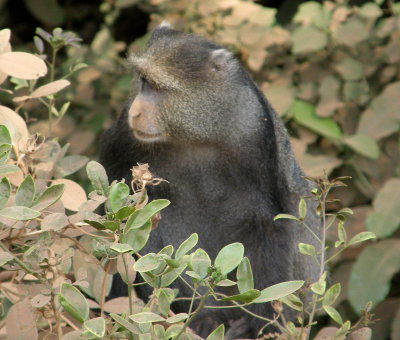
(86, 161, 109, 196)
(215, 243, 244, 275)
(31, 183, 64, 211)
(253, 280, 304, 303)
(323, 305, 343, 325)
(0, 52, 47, 79)
(53, 179, 87, 212)
(134, 253, 161, 272)
(343, 134, 379, 159)
(0, 177, 11, 209)
(83, 317, 106, 337)
(292, 100, 342, 140)
(30, 79, 70, 98)
(15, 175, 35, 207)
(108, 182, 130, 213)
(237, 257, 254, 293)
(0, 206, 40, 220)
(41, 212, 69, 231)
(0, 105, 29, 145)
(58, 283, 89, 323)
(221, 289, 261, 303)
(125, 199, 170, 230)
(5, 301, 38, 340)
(348, 232, 376, 246)
(348, 239, 400, 313)
(206, 324, 225, 340)
(175, 233, 198, 259)
(129, 312, 165, 324)
(191, 248, 211, 279)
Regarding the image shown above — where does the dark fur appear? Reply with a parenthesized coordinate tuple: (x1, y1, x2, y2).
(101, 26, 320, 338)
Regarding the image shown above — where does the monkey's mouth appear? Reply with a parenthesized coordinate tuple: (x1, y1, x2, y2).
(133, 129, 164, 142)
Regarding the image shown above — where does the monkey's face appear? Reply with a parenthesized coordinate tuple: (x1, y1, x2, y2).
(127, 25, 247, 145)
(128, 76, 167, 143)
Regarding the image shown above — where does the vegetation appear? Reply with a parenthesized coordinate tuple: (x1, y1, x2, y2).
(0, 0, 399, 339)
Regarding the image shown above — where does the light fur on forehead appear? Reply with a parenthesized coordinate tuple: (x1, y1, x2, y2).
(158, 21, 172, 29)
(128, 55, 182, 90)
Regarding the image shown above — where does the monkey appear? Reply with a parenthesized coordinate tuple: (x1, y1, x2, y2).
(100, 23, 321, 339)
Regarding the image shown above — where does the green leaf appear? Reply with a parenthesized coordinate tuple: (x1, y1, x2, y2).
(348, 239, 400, 313)
(334, 18, 368, 46)
(24, 0, 64, 25)
(293, 1, 331, 29)
(165, 325, 184, 339)
(110, 243, 134, 253)
(125, 199, 170, 230)
(160, 265, 186, 288)
(298, 197, 307, 219)
(216, 279, 237, 287)
(15, 175, 35, 207)
(86, 161, 109, 196)
(185, 271, 202, 281)
(84, 219, 107, 231)
(0, 177, 11, 209)
(335, 321, 351, 337)
(134, 253, 161, 272)
(360, 2, 382, 19)
(237, 257, 254, 293)
(323, 283, 341, 306)
(323, 305, 343, 325)
(280, 293, 303, 312)
(58, 283, 89, 323)
(110, 313, 140, 334)
(166, 313, 188, 324)
(221, 289, 261, 303)
(0, 125, 12, 144)
(191, 248, 211, 279)
(298, 243, 316, 257)
(83, 317, 106, 337)
(129, 312, 165, 324)
(0, 206, 41, 220)
(115, 206, 135, 220)
(337, 220, 347, 245)
(292, 100, 342, 140)
(366, 178, 400, 238)
(0, 143, 11, 165)
(273, 213, 299, 221)
(31, 184, 64, 211)
(175, 233, 198, 259)
(215, 243, 244, 275)
(348, 232, 376, 246)
(108, 182, 130, 213)
(292, 26, 327, 54)
(206, 324, 225, 340)
(0, 164, 20, 175)
(311, 276, 326, 295)
(121, 219, 152, 253)
(103, 221, 118, 231)
(157, 289, 172, 316)
(335, 58, 363, 81)
(343, 134, 379, 159)
(253, 280, 304, 303)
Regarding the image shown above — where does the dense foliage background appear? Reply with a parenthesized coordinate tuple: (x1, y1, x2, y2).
(0, 0, 400, 338)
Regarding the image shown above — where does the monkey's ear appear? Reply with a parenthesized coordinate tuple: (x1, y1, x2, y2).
(209, 49, 233, 72)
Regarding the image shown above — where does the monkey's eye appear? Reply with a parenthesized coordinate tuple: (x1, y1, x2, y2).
(139, 76, 157, 92)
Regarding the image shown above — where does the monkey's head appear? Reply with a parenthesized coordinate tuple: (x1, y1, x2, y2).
(127, 23, 261, 145)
